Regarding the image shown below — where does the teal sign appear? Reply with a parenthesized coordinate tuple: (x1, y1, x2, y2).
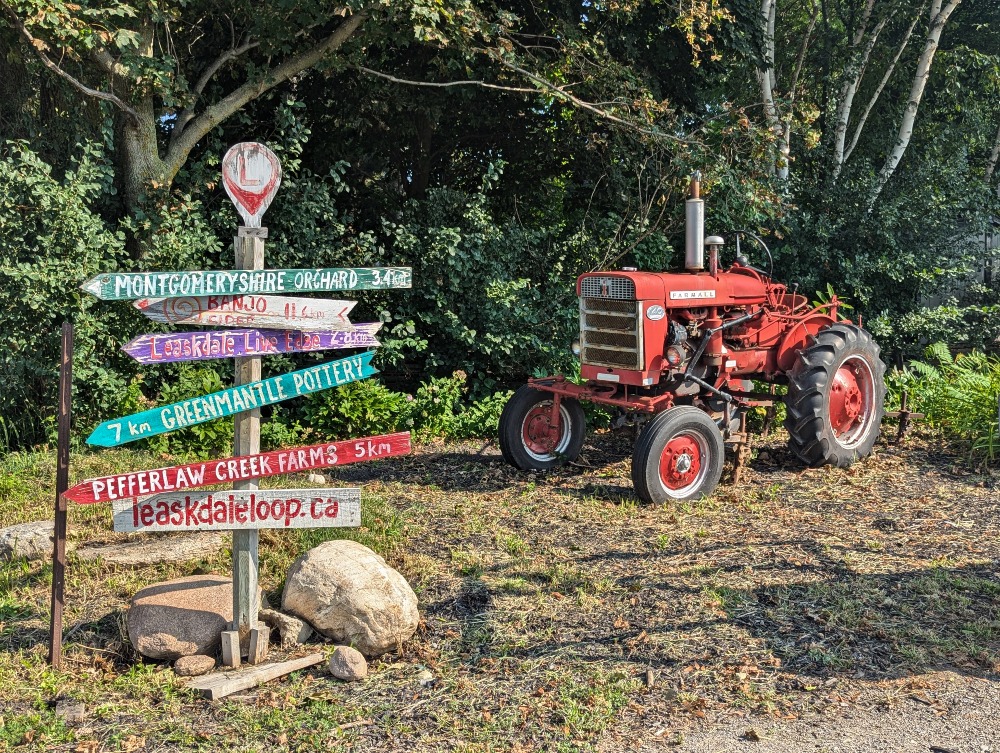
(81, 267, 411, 301)
(87, 352, 377, 447)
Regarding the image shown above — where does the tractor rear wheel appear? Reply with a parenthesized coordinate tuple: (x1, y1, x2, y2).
(499, 385, 586, 470)
(632, 407, 725, 504)
(784, 323, 886, 467)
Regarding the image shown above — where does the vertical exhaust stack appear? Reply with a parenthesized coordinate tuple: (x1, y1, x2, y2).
(685, 171, 704, 271)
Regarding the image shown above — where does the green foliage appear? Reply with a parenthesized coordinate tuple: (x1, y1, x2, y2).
(301, 372, 511, 442)
(889, 344, 1000, 463)
(301, 378, 413, 440)
(148, 365, 233, 459)
(0, 140, 134, 448)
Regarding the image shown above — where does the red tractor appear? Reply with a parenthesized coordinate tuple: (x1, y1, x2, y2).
(498, 173, 886, 503)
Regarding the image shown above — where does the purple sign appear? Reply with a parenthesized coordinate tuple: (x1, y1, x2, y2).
(122, 325, 382, 364)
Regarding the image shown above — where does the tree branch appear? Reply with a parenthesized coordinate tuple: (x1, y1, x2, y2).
(1, 3, 141, 123)
(357, 66, 538, 93)
(843, 6, 923, 164)
(169, 38, 260, 149)
(163, 11, 367, 181)
(869, 0, 963, 208)
(496, 58, 689, 143)
(831, 6, 886, 181)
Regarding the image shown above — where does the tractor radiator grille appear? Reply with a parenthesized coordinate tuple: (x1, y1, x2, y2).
(580, 297, 643, 370)
(580, 276, 636, 300)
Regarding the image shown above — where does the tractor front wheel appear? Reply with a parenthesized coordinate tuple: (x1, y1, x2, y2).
(632, 407, 725, 504)
(784, 323, 886, 467)
(499, 385, 586, 470)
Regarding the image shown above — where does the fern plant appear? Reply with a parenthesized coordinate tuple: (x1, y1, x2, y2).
(890, 343, 1000, 463)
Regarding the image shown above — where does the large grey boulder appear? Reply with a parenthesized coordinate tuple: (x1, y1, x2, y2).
(127, 574, 258, 660)
(0, 521, 54, 561)
(282, 540, 418, 657)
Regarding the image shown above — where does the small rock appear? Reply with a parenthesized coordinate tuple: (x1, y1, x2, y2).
(306, 473, 327, 485)
(0, 521, 54, 561)
(328, 646, 368, 682)
(282, 540, 419, 657)
(417, 669, 435, 687)
(55, 699, 86, 724)
(259, 608, 312, 647)
(173, 655, 216, 677)
(743, 727, 762, 742)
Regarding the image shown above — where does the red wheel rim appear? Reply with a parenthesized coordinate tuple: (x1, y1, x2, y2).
(659, 433, 704, 492)
(828, 355, 875, 447)
(521, 403, 570, 460)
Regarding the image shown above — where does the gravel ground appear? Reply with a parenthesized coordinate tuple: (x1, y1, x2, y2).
(616, 672, 1000, 753)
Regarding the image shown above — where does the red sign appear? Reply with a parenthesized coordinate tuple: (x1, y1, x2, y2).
(222, 143, 282, 227)
(65, 432, 411, 504)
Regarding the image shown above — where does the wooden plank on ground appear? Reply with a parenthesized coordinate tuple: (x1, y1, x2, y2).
(187, 652, 325, 700)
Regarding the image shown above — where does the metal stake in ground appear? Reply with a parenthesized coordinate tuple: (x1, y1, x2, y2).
(222, 142, 282, 667)
(48, 322, 73, 668)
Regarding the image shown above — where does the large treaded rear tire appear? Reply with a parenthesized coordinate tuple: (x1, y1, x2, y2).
(499, 385, 586, 470)
(784, 323, 886, 467)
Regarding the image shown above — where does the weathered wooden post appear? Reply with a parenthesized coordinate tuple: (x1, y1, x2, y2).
(77, 140, 412, 681)
(48, 322, 73, 668)
(221, 143, 280, 666)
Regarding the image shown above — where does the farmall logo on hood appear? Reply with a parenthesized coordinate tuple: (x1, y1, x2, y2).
(669, 290, 716, 300)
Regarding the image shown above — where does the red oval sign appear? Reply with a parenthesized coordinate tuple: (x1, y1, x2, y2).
(222, 142, 282, 227)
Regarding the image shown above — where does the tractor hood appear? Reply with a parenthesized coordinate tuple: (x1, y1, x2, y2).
(577, 268, 771, 307)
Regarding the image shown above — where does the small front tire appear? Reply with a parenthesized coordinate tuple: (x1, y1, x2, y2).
(632, 407, 725, 504)
(499, 385, 586, 470)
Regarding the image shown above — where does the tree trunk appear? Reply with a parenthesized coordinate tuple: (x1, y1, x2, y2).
(830, 4, 884, 184)
(116, 100, 169, 214)
(756, 0, 788, 179)
(868, 0, 961, 208)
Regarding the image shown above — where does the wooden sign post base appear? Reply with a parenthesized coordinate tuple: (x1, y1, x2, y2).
(226, 226, 267, 667)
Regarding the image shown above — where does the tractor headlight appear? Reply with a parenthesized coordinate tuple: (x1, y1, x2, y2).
(665, 346, 685, 368)
(571, 340, 581, 356)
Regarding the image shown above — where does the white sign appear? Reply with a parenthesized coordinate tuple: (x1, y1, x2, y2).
(222, 143, 282, 227)
(668, 290, 716, 300)
(111, 489, 361, 533)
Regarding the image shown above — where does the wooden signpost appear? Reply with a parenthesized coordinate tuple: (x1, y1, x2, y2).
(135, 294, 357, 330)
(73, 141, 413, 673)
(86, 351, 377, 447)
(111, 488, 361, 533)
(65, 432, 411, 504)
(81, 267, 411, 300)
(121, 325, 381, 364)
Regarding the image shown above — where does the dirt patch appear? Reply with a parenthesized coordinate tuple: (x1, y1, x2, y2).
(2, 427, 999, 751)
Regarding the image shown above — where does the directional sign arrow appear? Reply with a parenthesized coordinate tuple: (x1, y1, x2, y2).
(80, 267, 412, 301)
(86, 351, 377, 447)
(112, 488, 361, 533)
(121, 325, 382, 364)
(66, 432, 411, 504)
(135, 295, 357, 331)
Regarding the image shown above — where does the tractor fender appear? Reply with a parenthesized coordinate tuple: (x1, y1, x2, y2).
(775, 314, 837, 373)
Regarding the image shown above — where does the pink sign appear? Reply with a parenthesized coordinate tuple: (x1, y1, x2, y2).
(222, 143, 282, 227)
